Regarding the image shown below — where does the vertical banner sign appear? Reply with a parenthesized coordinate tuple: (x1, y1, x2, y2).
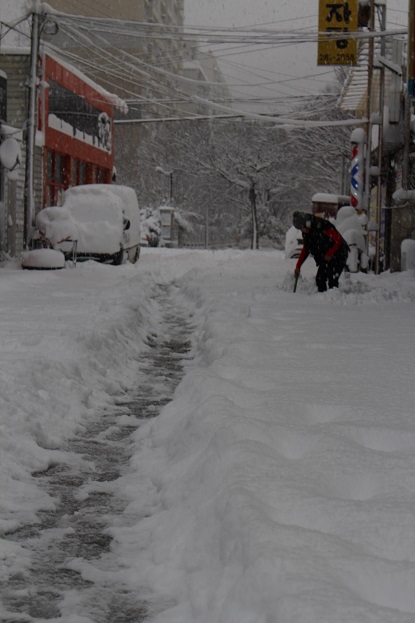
(350, 128, 365, 212)
(409, 0, 415, 96)
(318, 0, 358, 66)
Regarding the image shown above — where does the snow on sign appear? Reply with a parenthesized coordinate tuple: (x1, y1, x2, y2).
(318, 0, 358, 66)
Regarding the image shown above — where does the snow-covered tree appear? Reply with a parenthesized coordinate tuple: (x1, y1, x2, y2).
(120, 85, 352, 249)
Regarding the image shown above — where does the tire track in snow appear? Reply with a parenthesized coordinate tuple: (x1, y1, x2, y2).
(0, 284, 193, 623)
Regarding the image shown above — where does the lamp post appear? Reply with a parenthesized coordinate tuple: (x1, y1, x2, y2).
(155, 165, 173, 203)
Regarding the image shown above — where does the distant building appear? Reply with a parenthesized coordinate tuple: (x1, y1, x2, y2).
(181, 42, 233, 116)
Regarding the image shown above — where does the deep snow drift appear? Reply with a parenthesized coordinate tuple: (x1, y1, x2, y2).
(1, 248, 415, 623)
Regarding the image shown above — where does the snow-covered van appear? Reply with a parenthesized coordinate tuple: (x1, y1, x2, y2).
(37, 184, 140, 264)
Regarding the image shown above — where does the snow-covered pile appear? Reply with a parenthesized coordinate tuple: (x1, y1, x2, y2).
(335, 204, 367, 250)
(21, 248, 66, 269)
(1, 249, 415, 623)
(140, 206, 161, 244)
(284, 225, 303, 258)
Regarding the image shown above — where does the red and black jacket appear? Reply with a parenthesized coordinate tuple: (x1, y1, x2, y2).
(296, 217, 349, 270)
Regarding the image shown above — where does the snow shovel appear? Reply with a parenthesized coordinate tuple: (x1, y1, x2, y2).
(293, 274, 299, 292)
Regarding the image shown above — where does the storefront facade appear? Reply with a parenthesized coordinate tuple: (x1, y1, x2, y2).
(0, 49, 118, 256)
(41, 53, 115, 208)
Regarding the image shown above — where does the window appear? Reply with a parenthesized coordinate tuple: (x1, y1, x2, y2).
(45, 150, 67, 206)
(79, 161, 86, 185)
(48, 80, 104, 144)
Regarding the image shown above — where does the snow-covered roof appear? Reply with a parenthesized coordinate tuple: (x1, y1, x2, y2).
(338, 34, 404, 116)
(337, 40, 371, 115)
(312, 193, 350, 204)
(44, 51, 128, 114)
(0, 46, 128, 113)
(0, 124, 23, 140)
(0, 47, 30, 55)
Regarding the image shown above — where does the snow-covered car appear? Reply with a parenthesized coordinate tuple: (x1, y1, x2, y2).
(36, 184, 141, 265)
(285, 225, 303, 259)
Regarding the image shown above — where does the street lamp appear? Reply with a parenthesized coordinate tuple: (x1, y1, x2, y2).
(155, 165, 173, 203)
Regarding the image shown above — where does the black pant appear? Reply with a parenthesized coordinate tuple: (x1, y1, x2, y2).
(316, 256, 346, 292)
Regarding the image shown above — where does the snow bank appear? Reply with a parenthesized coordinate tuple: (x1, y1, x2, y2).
(1, 249, 415, 623)
(0, 260, 160, 538)
(111, 251, 415, 623)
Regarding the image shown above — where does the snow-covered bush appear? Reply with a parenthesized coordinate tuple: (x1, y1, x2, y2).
(335, 206, 368, 272)
(140, 207, 161, 246)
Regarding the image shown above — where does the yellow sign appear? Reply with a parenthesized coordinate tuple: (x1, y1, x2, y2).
(318, 0, 358, 66)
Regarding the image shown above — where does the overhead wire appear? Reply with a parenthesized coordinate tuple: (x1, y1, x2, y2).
(3, 6, 407, 126)
(52, 8, 406, 112)
(44, 14, 384, 125)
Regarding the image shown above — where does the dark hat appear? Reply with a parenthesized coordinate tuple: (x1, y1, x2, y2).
(293, 211, 312, 230)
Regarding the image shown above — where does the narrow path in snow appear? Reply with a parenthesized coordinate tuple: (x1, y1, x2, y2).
(1, 284, 193, 623)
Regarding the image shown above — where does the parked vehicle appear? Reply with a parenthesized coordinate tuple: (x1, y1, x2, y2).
(35, 184, 141, 265)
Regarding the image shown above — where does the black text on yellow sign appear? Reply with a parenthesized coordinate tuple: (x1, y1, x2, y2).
(318, 0, 358, 66)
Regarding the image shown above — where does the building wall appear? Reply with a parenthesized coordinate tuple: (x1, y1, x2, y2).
(41, 53, 114, 207)
(0, 53, 30, 128)
(390, 206, 415, 271)
(181, 42, 232, 117)
(0, 52, 36, 256)
(43, 0, 184, 92)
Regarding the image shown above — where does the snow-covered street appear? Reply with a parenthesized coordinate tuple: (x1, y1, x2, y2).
(1, 248, 415, 623)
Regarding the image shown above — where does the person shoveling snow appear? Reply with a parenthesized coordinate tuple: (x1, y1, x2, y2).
(293, 211, 349, 292)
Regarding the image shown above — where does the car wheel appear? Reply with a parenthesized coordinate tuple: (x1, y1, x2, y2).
(129, 245, 140, 264)
(112, 248, 124, 265)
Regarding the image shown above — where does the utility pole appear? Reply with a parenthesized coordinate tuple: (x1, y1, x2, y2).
(364, 0, 388, 274)
(23, 2, 40, 248)
(364, 0, 375, 227)
(374, 2, 386, 274)
(408, 0, 415, 98)
(405, 0, 415, 191)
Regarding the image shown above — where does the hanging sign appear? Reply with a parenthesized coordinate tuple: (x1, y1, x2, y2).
(409, 0, 415, 96)
(350, 128, 365, 212)
(318, 0, 358, 66)
(0, 72, 6, 123)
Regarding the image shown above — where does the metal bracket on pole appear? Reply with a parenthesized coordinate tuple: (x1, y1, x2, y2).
(374, 56, 402, 76)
